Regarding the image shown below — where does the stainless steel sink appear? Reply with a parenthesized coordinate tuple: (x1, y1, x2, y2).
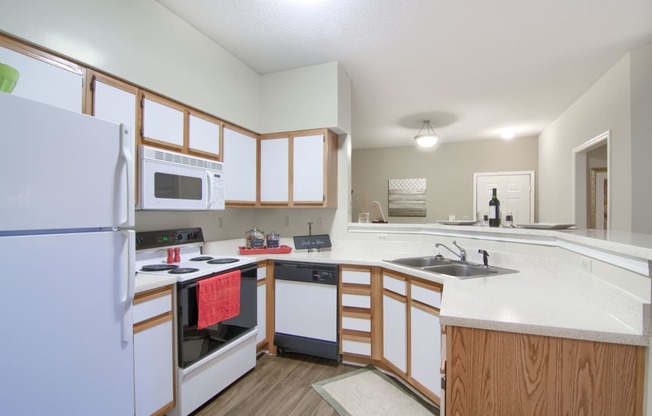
(387, 256, 452, 268)
(384, 256, 517, 279)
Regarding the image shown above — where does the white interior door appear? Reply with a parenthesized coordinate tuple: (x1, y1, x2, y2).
(474, 171, 534, 224)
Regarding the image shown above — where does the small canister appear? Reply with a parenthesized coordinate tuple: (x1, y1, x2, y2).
(266, 231, 280, 248)
(245, 226, 265, 249)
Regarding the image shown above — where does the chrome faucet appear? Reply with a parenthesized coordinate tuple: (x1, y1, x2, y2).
(435, 241, 467, 262)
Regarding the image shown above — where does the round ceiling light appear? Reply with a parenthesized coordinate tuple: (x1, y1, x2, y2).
(414, 120, 440, 148)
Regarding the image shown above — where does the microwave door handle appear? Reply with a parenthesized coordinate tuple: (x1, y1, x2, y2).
(119, 124, 135, 228)
(206, 169, 214, 209)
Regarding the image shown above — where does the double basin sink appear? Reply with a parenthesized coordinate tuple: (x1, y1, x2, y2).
(385, 256, 518, 279)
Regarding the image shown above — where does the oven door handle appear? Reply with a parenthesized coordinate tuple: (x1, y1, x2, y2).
(121, 229, 136, 343)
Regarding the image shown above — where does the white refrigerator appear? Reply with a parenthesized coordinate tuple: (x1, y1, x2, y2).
(0, 92, 136, 415)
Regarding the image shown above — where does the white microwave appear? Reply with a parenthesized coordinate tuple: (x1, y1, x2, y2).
(137, 146, 225, 211)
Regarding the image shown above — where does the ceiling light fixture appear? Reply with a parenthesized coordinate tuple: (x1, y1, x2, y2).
(414, 120, 440, 148)
(501, 129, 515, 140)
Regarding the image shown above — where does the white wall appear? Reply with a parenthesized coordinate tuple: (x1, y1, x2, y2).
(538, 42, 652, 232)
(538, 54, 632, 230)
(631, 43, 652, 234)
(261, 61, 350, 134)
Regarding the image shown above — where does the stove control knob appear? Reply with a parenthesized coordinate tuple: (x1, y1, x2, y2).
(177, 234, 183, 241)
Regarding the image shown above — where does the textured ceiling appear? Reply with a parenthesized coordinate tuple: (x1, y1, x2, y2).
(157, 0, 652, 149)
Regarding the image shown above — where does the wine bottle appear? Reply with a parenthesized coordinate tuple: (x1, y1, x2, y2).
(488, 188, 501, 227)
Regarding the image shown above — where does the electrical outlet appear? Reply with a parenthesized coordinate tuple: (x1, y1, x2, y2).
(284, 216, 290, 227)
(581, 256, 592, 273)
(318, 217, 323, 228)
(378, 234, 388, 241)
(218, 218, 223, 229)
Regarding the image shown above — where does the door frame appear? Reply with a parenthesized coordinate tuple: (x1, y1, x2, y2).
(472, 171, 536, 222)
(571, 130, 611, 229)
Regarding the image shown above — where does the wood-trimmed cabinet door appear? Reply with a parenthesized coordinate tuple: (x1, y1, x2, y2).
(0, 40, 83, 113)
(259, 135, 290, 205)
(223, 125, 258, 206)
(140, 92, 185, 151)
(188, 110, 221, 161)
(382, 271, 408, 375)
(133, 286, 175, 416)
(409, 279, 443, 405)
(88, 72, 138, 134)
(292, 130, 338, 207)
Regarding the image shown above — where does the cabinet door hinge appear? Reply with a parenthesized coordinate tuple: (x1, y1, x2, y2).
(441, 376, 446, 391)
(140, 96, 144, 108)
(90, 76, 96, 92)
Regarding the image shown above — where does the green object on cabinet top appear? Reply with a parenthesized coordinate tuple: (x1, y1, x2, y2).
(0, 63, 20, 93)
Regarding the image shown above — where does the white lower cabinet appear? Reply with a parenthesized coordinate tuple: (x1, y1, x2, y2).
(410, 305, 442, 399)
(382, 293, 407, 373)
(133, 287, 174, 416)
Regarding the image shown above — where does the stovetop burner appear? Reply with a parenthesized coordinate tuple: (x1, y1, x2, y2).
(141, 264, 179, 272)
(207, 258, 239, 265)
(190, 256, 213, 261)
(169, 267, 200, 274)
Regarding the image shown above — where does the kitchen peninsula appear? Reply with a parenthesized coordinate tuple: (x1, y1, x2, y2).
(134, 224, 652, 415)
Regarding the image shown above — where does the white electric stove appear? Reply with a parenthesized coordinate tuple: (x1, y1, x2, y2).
(135, 228, 259, 416)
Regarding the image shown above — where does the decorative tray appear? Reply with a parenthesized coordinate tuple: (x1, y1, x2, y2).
(238, 245, 293, 255)
(437, 220, 478, 226)
(516, 223, 575, 230)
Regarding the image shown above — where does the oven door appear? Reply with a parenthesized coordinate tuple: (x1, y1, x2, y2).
(177, 265, 257, 368)
(139, 158, 210, 211)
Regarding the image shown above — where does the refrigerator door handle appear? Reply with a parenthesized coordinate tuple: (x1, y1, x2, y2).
(119, 124, 135, 228)
(121, 229, 135, 343)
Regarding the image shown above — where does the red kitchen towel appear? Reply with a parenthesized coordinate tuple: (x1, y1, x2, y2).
(196, 270, 241, 329)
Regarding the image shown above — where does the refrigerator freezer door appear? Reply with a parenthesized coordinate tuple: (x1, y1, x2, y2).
(0, 231, 135, 415)
(0, 93, 134, 232)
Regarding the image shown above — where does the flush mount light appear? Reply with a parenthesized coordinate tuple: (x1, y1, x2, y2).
(414, 120, 440, 148)
(501, 129, 515, 140)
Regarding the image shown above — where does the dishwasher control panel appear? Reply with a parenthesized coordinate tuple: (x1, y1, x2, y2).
(274, 261, 339, 286)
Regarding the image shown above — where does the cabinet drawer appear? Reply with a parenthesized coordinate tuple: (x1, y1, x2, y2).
(342, 293, 371, 308)
(342, 339, 371, 356)
(342, 316, 371, 332)
(411, 283, 441, 309)
(134, 290, 172, 325)
(383, 274, 406, 296)
(342, 269, 371, 285)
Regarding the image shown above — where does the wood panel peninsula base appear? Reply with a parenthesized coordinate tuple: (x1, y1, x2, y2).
(446, 326, 646, 416)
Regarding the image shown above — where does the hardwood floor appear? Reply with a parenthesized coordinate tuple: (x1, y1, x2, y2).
(193, 352, 358, 416)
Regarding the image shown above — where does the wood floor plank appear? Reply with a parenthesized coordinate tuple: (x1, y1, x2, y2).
(194, 352, 356, 416)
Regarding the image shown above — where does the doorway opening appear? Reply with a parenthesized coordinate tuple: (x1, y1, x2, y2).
(572, 131, 611, 229)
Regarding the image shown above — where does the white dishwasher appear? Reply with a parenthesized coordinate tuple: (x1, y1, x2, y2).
(274, 261, 339, 361)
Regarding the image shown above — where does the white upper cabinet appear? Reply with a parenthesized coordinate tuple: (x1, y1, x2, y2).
(293, 134, 325, 203)
(260, 137, 289, 204)
(0, 44, 82, 113)
(188, 112, 221, 159)
(92, 76, 137, 131)
(141, 93, 184, 150)
(223, 126, 257, 204)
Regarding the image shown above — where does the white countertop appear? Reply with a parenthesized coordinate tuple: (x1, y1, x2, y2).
(202, 232, 650, 347)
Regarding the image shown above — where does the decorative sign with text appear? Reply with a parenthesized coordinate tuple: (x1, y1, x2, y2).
(293, 234, 332, 250)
